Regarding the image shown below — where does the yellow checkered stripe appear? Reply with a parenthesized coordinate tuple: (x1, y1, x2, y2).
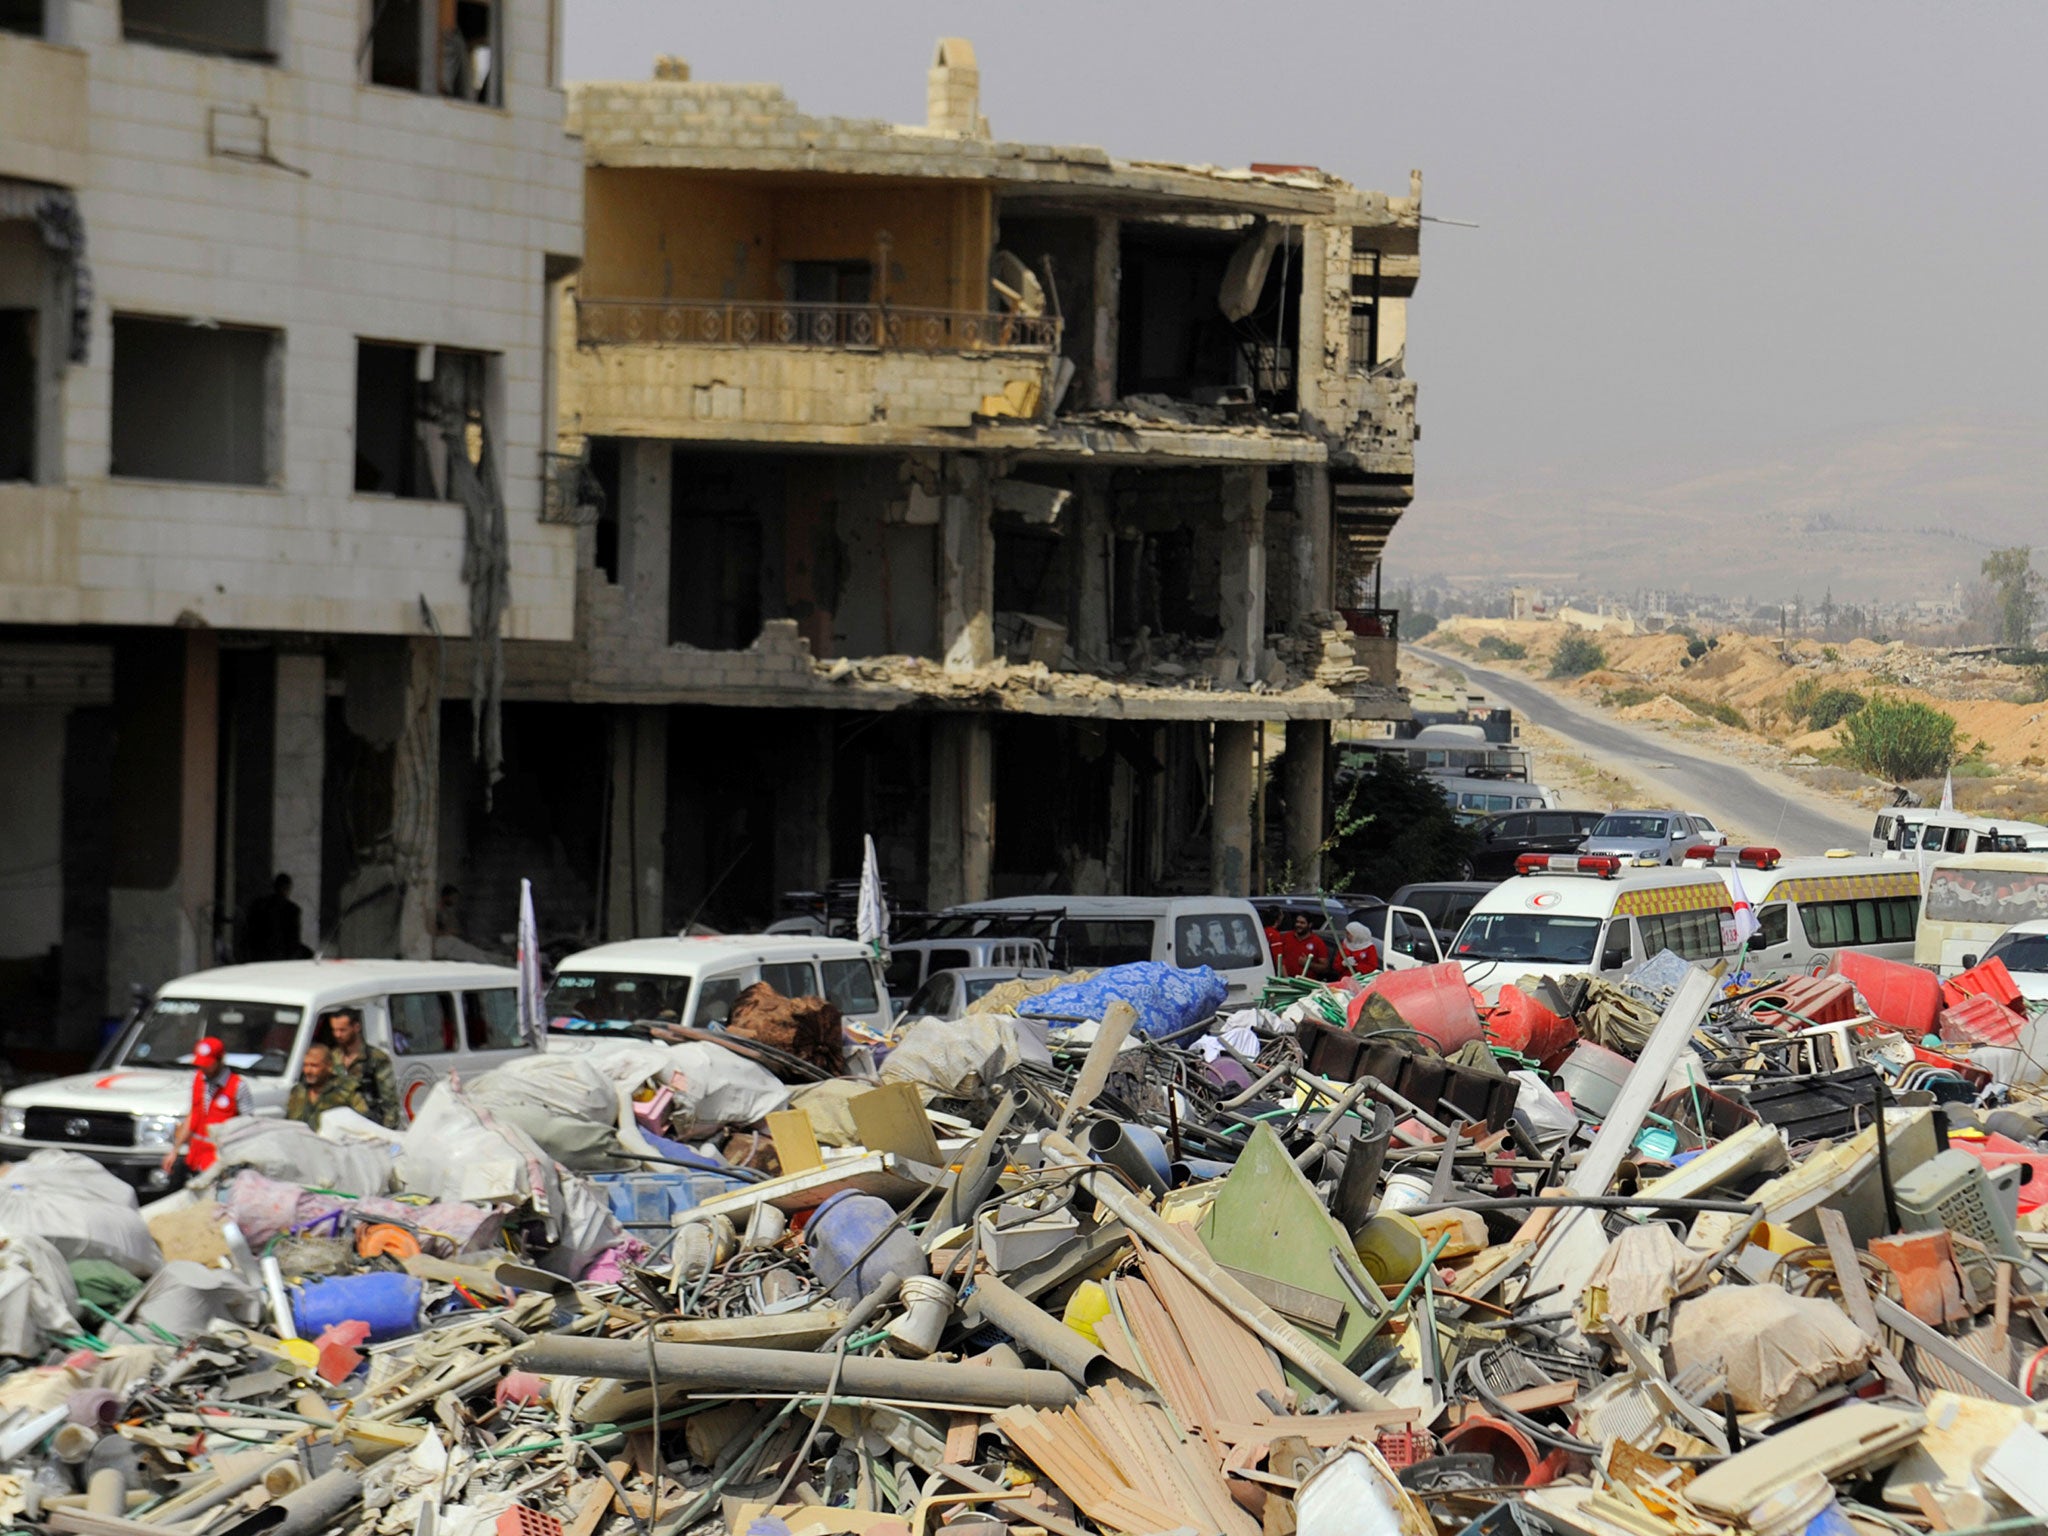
(1765, 873, 1919, 904)
(1613, 882, 1732, 917)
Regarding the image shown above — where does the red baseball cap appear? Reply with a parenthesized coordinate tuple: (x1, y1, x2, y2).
(193, 1037, 225, 1070)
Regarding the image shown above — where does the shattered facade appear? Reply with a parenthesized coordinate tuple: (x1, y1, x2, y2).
(0, 0, 583, 1060)
(531, 39, 1423, 929)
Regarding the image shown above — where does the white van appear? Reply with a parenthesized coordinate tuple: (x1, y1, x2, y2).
(1870, 809, 2048, 862)
(1433, 777, 1562, 820)
(1713, 851, 1920, 974)
(1448, 856, 1736, 997)
(882, 928, 1052, 1004)
(1916, 852, 2048, 975)
(944, 895, 1275, 1005)
(0, 960, 527, 1190)
(543, 935, 894, 1049)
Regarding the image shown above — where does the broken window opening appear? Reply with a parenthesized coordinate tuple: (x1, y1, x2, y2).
(586, 437, 622, 584)
(122, 0, 272, 61)
(110, 315, 279, 486)
(670, 456, 768, 651)
(365, 0, 501, 106)
(1117, 226, 1299, 411)
(1349, 247, 1381, 373)
(1, 0, 46, 38)
(788, 261, 873, 306)
(353, 340, 493, 501)
(0, 310, 33, 482)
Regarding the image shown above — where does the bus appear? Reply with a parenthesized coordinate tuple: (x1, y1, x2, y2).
(1914, 852, 2048, 975)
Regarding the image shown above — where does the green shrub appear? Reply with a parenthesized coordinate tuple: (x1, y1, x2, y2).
(1839, 694, 1959, 782)
(1784, 676, 1823, 722)
(1325, 755, 1478, 894)
(1671, 692, 1746, 729)
(1549, 634, 1608, 678)
(1602, 686, 1655, 709)
(1477, 635, 1527, 661)
(1406, 611, 1439, 638)
(1805, 687, 1866, 731)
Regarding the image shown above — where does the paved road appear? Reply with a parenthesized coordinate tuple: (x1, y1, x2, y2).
(1410, 646, 1872, 856)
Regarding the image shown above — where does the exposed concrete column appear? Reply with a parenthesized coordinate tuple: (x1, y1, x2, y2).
(392, 638, 440, 960)
(938, 456, 994, 672)
(179, 634, 221, 966)
(620, 439, 672, 642)
(1074, 473, 1113, 668)
(1292, 463, 1334, 615)
(1089, 216, 1120, 407)
(1295, 222, 1331, 422)
(927, 715, 993, 908)
(1282, 719, 1330, 888)
(272, 652, 326, 952)
(1218, 467, 1269, 684)
(1210, 721, 1257, 897)
(605, 707, 669, 938)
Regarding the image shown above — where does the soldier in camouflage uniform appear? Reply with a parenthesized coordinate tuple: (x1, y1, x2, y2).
(324, 1006, 401, 1127)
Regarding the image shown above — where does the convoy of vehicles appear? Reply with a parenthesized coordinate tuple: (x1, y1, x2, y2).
(0, 960, 527, 1187)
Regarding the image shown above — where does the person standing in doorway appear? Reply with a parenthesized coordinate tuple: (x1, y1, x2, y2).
(244, 873, 309, 962)
(323, 1007, 399, 1127)
(161, 1037, 249, 1178)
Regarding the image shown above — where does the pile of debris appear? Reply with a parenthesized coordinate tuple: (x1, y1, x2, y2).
(6, 949, 2048, 1536)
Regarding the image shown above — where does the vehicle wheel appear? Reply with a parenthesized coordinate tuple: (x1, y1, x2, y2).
(1455, 857, 1475, 880)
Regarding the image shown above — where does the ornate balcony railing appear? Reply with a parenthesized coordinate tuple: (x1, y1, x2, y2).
(576, 298, 1061, 354)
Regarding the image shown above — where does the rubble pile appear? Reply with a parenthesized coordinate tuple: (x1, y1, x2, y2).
(7, 950, 2048, 1536)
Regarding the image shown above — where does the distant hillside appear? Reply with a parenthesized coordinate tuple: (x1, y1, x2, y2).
(1388, 415, 2048, 603)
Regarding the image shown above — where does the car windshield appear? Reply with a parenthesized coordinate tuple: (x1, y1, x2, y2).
(545, 971, 691, 1034)
(1592, 815, 1670, 840)
(116, 997, 303, 1076)
(1175, 912, 1265, 969)
(1986, 933, 2048, 975)
(1453, 913, 1603, 965)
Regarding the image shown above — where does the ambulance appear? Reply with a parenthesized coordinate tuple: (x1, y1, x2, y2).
(1685, 847, 1920, 973)
(1447, 854, 1737, 997)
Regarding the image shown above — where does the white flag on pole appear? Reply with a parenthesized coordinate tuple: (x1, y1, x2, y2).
(516, 878, 545, 1047)
(1939, 771, 1955, 813)
(857, 835, 889, 955)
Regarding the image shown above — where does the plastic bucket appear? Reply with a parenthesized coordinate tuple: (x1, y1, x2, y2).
(1347, 962, 1485, 1052)
(1484, 985, 1578, 1069)
(290, 1272, 422, 1343)
(1827, 950, 1940, 1037)
(805, 1191, 926, 1302)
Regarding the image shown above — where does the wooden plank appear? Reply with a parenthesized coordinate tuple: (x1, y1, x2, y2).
(1872, 1295, 2028, 1405)
(765, 1109, 824, 1174)
(1815, 1206, 1918, 1398)
(848, 1082, 945, 1167)
(1220, 1265, 1346, 1333)
(1213, 1411, 1415, 1447)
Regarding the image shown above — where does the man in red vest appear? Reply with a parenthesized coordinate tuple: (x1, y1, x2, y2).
(161, 1036, 250, 1178)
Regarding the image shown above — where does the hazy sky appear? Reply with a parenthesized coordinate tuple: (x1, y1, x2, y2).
(564, 3, 2048, 498)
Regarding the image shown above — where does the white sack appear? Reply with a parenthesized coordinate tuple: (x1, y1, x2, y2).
(0, 1152, 159, 1277)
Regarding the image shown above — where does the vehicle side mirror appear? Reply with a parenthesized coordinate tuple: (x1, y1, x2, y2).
(1962, 954, 1979, 969)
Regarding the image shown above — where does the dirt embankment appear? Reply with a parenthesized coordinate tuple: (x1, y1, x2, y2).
(1430, 618, 2048, 821)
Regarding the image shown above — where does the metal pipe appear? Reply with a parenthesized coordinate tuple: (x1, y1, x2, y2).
(1085, 1120, 1168, 1197)
(1399, 1194, 1763, 1217)
(967, 1274, 1115, 1390)
(1040, 1130, 1391, 1412)
(85, 1471, 128, 1519)
(215, 1466, 363, 1536)
(516, 1335, 1077, 1410)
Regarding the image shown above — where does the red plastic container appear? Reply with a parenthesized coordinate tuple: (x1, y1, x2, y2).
(1485, 985, 1579, 1070)
(1748, 974, 1860, 1027)
(1955, 1133, 2048, 1211)
(1346, 961, 1485, 1051)
(1939, 994, 2024, 1048)
(1942, 956, 2023, 1013)
(1827, 950, 1941, 1037)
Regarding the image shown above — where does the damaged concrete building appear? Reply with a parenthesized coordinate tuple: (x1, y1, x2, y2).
(0, 0, 582, 1061)
(537, 40, 1422, 928)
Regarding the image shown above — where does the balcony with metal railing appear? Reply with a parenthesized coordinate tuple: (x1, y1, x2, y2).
(576, 298, 1060, 354)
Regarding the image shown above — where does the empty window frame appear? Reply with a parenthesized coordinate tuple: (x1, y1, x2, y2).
(0, 309, 33, 481)
(123, 0, 272, 60)
(1348, 246, 1381, 373)
(0, 0, 46, 39)
(353, 340, 496, 501)
(367, 0, 502, 106)
(110, 315, 281, 486)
